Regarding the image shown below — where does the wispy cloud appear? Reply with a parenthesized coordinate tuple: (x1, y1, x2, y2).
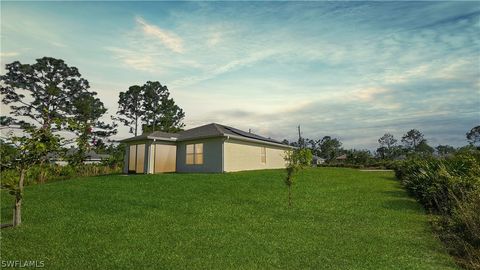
(106, 17, 190, 72)
(135, 16, 184, 53)
(3, 1, 478, 149)
(207, 32, 222, 48)
(172, 49, 278, 87)
(0, 52, 20, 57)
(351, 87, 390, 102)
(105, 47, 155, 72)
(50, 41, 67, 48)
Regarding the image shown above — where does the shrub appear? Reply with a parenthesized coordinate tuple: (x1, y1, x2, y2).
(395, 151, 480, 269)
(396, 155, 480, 213)
(317, 160, 401, 170)
(1, 163, 122, 187)
(432, 188, 480, 269)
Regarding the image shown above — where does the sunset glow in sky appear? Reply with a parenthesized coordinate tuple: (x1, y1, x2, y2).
(1, 1, 479, 149)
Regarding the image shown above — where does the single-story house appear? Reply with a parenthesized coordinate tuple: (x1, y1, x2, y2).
(119, 123, 293, 173)
(47, 148, 111, 166)
(312, 155, 326, 166)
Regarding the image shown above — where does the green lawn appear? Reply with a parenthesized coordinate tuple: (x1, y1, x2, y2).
(0, 168, 458, 269)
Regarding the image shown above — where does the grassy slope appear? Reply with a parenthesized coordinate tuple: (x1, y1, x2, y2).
(0, 168, 458, 269)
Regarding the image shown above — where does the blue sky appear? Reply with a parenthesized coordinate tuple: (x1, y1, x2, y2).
(1, 1, 479, 149)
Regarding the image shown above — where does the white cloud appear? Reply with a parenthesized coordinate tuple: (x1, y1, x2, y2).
(135, 16, 184, 53)
(171, 49, 278, 87)
(0, 52, 20, 57)
(207, 32, 222, 47)
(383, 64, 431, 84)
(350, 87, 390, 102)
(50, 41, 67, 48)
(433, 58, 474, 80)
(105, 46, 156, 72)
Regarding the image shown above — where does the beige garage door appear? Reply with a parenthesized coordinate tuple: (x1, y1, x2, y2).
(154, 144, 176, 173)
(128, 144, 145, 173)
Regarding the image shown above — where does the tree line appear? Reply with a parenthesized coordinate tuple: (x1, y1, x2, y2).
(0, 57, 186, 164)
(283, 126, 480, 166)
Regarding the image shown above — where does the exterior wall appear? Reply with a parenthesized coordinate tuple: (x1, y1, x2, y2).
(123, 137, 289, 174)
(124, 140, 175, 174)
(176, 137, 223, 173)
(123, 144, 129, 174)
(224, 138, 289, 172)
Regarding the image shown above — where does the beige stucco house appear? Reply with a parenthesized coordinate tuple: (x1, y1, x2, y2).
(120, 123, 292, 173)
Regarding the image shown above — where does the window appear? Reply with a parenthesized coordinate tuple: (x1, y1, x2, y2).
(129, 145, 136, 171)
(261, 147, 266, 163)
(195, 143, 203, 165)
(186, 144, 194, 165)
(186, 143, 204, 165)
(136, 144, 145, 173)
(128, 144, 145, 173)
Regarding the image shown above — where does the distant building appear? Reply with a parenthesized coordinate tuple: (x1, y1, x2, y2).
(48, 148, 111, 165)
(335, 154, 347, 162)
(312, 155, 326, 165)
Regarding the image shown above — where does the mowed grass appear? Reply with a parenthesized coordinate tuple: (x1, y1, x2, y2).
(0, 168, 458, 269)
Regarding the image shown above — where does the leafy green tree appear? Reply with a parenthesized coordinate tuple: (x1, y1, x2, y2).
(378, 133, 397, 159)
(0, 116, 16, 127)
(91, 138, 108, 154)
(346, 149, 372, 165)
(435, 145, 456, 157)
(116, 82, 185, 135)
(0, 127, 61, 227)
(284, 148, 312, 207)
(142, 81, 185, 133)
(401, 129, 424, 150)
(390, 145, 406, 159)
(116, 85, 143, 136)
(101, 143, 126, 168)
(1, 57, 103, 166)
(319, 136, 342, 161)
(307, 138, 321, 156)
(0, 57, 87, 131)
(67, 91, 116, 164)
(414, 139, 434, 156)
(0, 139, 18, 170)
(375, 146, 387, 159)
(466, 126, 480, 146)
(378, 133, 397, 148)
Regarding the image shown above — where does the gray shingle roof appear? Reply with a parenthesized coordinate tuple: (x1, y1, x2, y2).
(47, 149, 110, 160)
(120, 130, 179, 143)
(120, 123, 290, 148)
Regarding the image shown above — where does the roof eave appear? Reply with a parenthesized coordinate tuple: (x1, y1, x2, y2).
(147, 136, 178, 142)
(225, 134, 293, 149)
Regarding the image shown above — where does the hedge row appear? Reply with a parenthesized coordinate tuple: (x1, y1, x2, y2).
(395, 151, 480, 269)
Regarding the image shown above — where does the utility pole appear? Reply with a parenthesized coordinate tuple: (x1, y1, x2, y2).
(298, 125, 302, 148)
(152, 102, 157, 132)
